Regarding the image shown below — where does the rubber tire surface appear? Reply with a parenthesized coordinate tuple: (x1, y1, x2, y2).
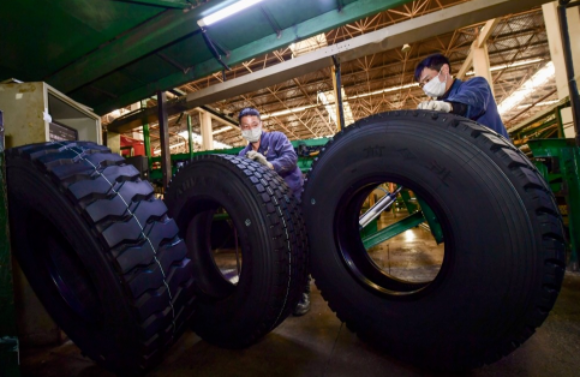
(6, 141, 197, 375)
(302, 111, 566, 370)
(165, 154, 308, 348)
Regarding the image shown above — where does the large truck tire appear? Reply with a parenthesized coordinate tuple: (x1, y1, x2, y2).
(302, 111, 566, 370)
(6, 141, 197, 375)
(164, 154, 308, 348)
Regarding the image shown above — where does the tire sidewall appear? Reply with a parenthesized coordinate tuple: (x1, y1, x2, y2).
(303, 116, 539, 360)
(8, 158, 139, 365)
(166, 158, 290, 344)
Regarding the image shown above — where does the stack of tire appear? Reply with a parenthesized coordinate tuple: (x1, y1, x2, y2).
(6, 142, 308, 375)
(6, 109, 565, 374)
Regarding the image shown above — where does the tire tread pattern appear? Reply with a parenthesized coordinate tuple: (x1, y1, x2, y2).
(303, 111, 565, 369)
(166, 154, 309, 347)
(7, 141, 197, 374)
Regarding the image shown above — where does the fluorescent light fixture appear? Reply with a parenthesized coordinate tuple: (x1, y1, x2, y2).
(347, 83, 418, 100)
(465, 58, 544, 76)
(264, 106, 309, 118)
(318, 89, 355, 126)
(212, 125, 234, 135)
(516, 99, 559, 109)
(498, 61, 555, 115)
(198, 0, 265, 27)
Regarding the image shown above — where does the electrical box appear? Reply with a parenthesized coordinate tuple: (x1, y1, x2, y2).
(0, 82, 101, 148)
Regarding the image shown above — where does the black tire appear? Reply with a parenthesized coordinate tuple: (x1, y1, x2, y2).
(302, 111, 566, 370)
(6, 141, 197, 375)
(164, 154, 308, 348)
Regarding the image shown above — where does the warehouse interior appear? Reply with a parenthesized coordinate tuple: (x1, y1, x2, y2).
(0, 0, 579, 377)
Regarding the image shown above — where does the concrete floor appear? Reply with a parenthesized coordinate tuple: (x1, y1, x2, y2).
(19, 273, 579, 377)
(18, 210, 580, 376)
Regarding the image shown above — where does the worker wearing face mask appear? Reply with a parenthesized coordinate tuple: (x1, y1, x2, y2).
(238, 107, 304, 201)
(414, 53, 509, 139)
(237, 107, 310, 317)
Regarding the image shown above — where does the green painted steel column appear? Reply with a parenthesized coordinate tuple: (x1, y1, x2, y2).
(528, 138, 580, 269)
(418, 197, 444, 244)
(141, 101, 152, 166)
(187, 114, 194, 160)
(0, 111, 20, 376)
(555, 105, 566, 138)
(362, 211, 426, 250)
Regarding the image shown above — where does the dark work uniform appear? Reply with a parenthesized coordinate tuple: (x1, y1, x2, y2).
(239, 131, 304, 201)
(440, 77, 509, 139)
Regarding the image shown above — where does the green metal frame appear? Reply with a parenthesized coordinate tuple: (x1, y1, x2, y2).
(0, 111, 20, 376)
(92, 0, 412, 114)
(141, 133, 445, 251)
(142, 134, 447, 249)
(528, 138, 580, 268)
(508, 97, 570, 144)
(146, 136, 330, 180)
(359, 192, 444, 250)
(418, 197, 444, 244)
(362, 211, 426, 250)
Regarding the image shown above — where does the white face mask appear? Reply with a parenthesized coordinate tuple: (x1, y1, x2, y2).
(242, 126, 262, 143)
(423, 70, 447, 98)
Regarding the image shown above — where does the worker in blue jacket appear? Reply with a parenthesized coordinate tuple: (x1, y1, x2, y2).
(238, 107, 310, 316)
(238, 107, 304, 201)
(414, 53, 509, 139)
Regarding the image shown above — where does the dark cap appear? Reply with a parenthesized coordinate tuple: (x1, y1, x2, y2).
(238, 107, 261, 122)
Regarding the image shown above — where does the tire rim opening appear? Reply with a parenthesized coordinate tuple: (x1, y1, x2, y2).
(336, 181, 447, 296)
(31, 212, 103, 324)
(184, 200, 244, 300)
(210, 207, 243, 285)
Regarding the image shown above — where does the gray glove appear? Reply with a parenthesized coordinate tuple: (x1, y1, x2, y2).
(246, 150, 273, 169)
(417, 100, 453, 113)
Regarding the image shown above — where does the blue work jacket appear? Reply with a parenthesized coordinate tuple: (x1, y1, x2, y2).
(440, 77, 510, 139)
(239, 131, 304, 201)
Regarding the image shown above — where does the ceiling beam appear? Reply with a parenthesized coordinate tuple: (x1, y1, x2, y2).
(458, 17, 501, 79)
(95, 0, 414, 114)
(106, 0, 551, 131)
(45, 0, 235, 93)
(477, 18, 501, 48)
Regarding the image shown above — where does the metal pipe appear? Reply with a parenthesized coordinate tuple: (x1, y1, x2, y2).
(557, 0, 580, 144)
(201, 28, 231, 71)
(332, 55, 345, 130)
(187, 114, 194, 160)
(141, 100, 152, 166)
(156, 90, 172, 189)
(359, 186, 403, 229)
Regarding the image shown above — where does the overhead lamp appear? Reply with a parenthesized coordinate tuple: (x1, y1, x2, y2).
(197, 0, 265, 27)
(264, 106, 308, 118)
(466, 58, 544, 76)
(516, 99, 559, 109)
(498, 61, 555, 115)
(318, 89, 355, 126)
(347, 83, 418, 100)
(212, 125, 234, 135)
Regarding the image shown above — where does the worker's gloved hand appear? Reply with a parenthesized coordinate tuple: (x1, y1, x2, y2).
(417, 100, 453, 113)
(246, 150, 273, 169)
